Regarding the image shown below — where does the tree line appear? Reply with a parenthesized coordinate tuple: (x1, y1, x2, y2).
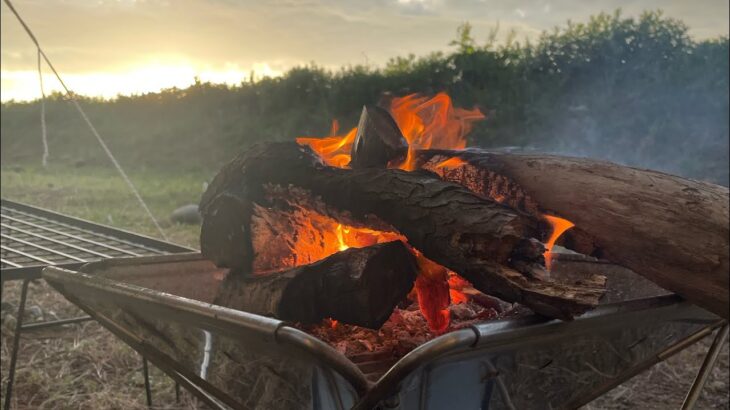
(2, 10, 727, 185)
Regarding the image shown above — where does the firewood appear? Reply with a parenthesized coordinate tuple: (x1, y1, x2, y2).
(350, 105, 408, 169)
(200, 142, 606, 320)
(214, 241, 418, 329)
(416, 148, 729, 319)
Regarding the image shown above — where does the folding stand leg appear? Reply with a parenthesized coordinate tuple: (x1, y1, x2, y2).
(142, 357, 153, 408)
(3, 279, 30, 410)
(681, 322, 729, 410)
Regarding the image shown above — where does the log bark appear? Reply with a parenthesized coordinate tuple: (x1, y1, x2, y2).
(214, 241, 418, 329)
(350, 105, 408, 169)
(416, 148, 730, 319)
(200, 142, 606, 320)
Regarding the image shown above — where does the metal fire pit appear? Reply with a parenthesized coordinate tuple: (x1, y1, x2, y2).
(42, 253, 719, 409)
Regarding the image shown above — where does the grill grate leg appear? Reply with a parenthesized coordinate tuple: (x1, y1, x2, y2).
(142, 357, 153, 408)
(681, 322, 729, 409)
(3, 279, 30, 410)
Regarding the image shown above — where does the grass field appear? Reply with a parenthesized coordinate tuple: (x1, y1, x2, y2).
(0, 164, 208, 246)
(1, 164, 205, 409)
(1, 164, 728, 409)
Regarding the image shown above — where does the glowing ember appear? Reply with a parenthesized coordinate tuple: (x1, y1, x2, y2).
(412, 251, 451, 334)
(543, 215, 575, 271)
(447, 274, 470, 304)
(414, 275, 450, 334)
(449, 289, 468, 305)
(434, 156, 467, 170)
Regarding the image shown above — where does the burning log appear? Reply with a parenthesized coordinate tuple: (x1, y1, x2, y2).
(200, 142, 606, 320)
(415, 149, 730, 320)
(214, 241, 418, 329)
(350, 105, 408, 169)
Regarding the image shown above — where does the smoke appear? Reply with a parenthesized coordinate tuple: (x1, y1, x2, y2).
(534, 94, 729, 186)
(503, 43, 730, 187)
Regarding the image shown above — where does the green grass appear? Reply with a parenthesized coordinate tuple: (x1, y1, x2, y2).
(1, 164, 207, 248)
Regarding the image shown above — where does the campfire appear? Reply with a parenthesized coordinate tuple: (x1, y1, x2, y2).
(291, 93, 598, 333)
(199, 92, 609, 370)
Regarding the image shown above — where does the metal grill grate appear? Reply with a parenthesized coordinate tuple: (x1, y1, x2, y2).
(1, 199, 194, 280)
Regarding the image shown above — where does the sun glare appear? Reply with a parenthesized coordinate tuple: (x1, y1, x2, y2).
(0, 62, 283, 102)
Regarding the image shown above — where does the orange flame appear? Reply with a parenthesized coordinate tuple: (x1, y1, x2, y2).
(334, 223, 404, 251)
(295, 93, 484, 171)
(543, 215, 575, 271)
(336, 224, 349, 251)
(390, 93, 484, 171)
(296, 120, 357, 168)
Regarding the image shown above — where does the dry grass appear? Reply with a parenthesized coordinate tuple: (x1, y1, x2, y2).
(1, 280, 200, 409)
(1, 165, 728, 409)
(586, 332, 729, 410)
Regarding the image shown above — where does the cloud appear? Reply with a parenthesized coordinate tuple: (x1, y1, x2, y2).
(395, 0, 439, 15)
(1, 0, 727, 100)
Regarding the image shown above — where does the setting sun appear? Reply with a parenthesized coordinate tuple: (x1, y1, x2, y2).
(0, 60, 281, 101)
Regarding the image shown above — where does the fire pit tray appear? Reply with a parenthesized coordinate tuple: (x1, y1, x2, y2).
(42, 253, 719, 409)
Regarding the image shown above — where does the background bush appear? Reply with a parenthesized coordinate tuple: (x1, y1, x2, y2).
(2, 10, 728, 185)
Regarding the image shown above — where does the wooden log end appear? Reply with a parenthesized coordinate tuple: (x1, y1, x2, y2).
(199, 193, 252, 271)
(214, 241, 418, 329)
(350, 105, 408, 169)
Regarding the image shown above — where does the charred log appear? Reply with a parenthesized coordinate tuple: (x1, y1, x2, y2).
(201, 142, 606, 320)
(214, 241, 417, 329)
(200, 142, 537, 272)
(350, 105, 408, 169)
(416, 148, 729, 319)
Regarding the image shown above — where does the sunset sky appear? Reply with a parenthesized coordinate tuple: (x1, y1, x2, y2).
(2, 0, 728, 102)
